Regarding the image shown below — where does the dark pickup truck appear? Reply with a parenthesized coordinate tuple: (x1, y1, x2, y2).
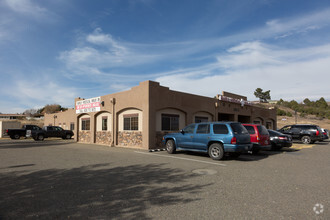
(32, 126, 74, 141)
(278, 124, 323, 144)
(6, 125, 42, 139)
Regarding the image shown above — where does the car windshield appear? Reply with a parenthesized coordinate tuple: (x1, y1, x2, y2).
(257, 125, 269, 135)
(268, 129, 282, 136)
(230, 123, 248, 134)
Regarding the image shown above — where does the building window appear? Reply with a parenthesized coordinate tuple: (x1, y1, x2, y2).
(124, 114, 138, 131)
(70, 122, 74, 131)
(195, 116, 208, 123)
(81, 118, 90, 130)
(102, 116, 108, 131)
(162, 114, 179, 131)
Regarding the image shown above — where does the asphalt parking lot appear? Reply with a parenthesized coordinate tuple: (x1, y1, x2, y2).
(0, 139, 329, 219)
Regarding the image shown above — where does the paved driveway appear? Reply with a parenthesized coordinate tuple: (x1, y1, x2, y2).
(0, 139, 329, 219)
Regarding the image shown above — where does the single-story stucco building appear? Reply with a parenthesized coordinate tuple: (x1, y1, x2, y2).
(44, 80, 277, 149)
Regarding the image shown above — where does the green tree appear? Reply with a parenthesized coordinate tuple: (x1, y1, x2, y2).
(303, 98, 311, 106)
(41, 104, 68, 114)
(254, 88, 271, 103)
(315, 97, 328, 109)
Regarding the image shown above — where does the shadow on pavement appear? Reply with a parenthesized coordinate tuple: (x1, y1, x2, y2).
(172, 147, 300, 162)
(230, 148, 297, 161)
(313, 140, 330, 145)
(0, 139, 74, 149)
(0, 163, 210, 219)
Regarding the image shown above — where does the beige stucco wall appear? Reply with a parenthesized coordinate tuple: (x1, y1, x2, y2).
(44, 109, 76, 129)
(193, 111, 213, 122)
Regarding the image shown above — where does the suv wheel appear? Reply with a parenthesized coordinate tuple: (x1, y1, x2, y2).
(37, 135, 44, 141)
(166, 140, 176, 154)
(208, 143, 224, 160)
(65, 134, 72, 139)
(14, 134, 20, 139)
(301, 135, 311, 144)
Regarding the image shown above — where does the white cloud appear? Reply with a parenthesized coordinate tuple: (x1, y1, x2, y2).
(86, 28, 127, 55)
(59, 28, 164, 78)
(2, 77, 78, 111)
(4, 0, 48, 17)
(155, 41, 330, 101)
(220, 41, 284, 69)
(264, 8, 330, 39)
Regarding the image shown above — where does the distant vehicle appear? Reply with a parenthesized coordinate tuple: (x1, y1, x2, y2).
(162, 122, 252, 160)
(32, 126, 74, 141)
(242, 124, 271, 154)
(6, 125, 42, 139)
(268, 129, 292, 150)
(278, 124, 323, 144)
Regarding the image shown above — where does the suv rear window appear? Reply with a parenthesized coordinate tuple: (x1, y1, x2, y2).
(230, 123, 248, 134)
(244, 125, 255, 134)
(257, 125, 269, 135)
(213, 124, 229, 134)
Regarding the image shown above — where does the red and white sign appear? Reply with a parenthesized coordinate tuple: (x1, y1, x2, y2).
(219, 95, 252, 106)
(76, 97, 101, 114)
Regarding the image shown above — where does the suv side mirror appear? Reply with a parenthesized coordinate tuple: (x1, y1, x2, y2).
(180, 129, 185, 134)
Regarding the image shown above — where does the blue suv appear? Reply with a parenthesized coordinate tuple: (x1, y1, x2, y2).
(162, 122, 252, 160)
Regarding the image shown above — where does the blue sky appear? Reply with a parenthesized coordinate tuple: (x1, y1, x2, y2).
(1, 0, 330, 113)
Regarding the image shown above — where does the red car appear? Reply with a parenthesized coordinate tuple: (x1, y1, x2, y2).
(243, 124, 271, 154)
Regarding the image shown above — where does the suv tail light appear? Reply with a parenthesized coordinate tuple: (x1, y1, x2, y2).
(316, 130, 320, 136)
(257, 135, 260, 141)
(279, 136, 287, 140)
(231, 137, 237, 144)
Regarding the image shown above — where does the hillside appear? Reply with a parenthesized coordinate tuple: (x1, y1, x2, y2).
(256, 103, 330, 130)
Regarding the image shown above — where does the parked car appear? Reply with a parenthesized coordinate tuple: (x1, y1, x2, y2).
(320, 128, 329, 141)
(162, 122, 252, 160)
(268, 129, 292, 150)
(242, 124, 271, 154)
(6, 125, 42, 139)
(32, 126, 74, 141)
(278, 124, 323, 144)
